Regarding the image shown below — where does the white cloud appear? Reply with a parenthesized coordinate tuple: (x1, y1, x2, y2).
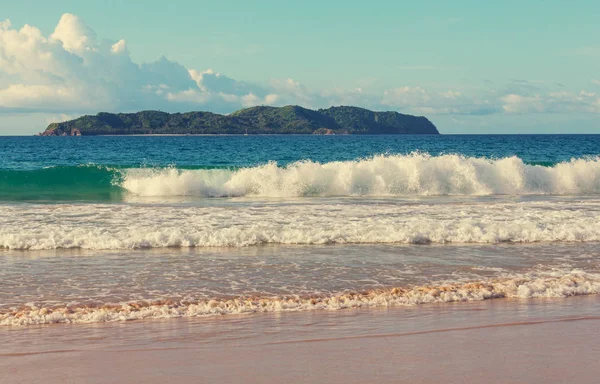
(111, 39, 127, 54)
(501, 90, 600, 114)
(268, 78, 316, 107)
(442, 90, 461, 99)
(382, 87, 431, 106)
(45, 113, 78, 124)
(264, 94, 279, 104)
(501, 94, 545, 114)
(218, 92, 240, 103)
(0, 84, 81, 108)
(240, 92, 280, 107)
(579, 90, 596, 98)
(166, 89, 211, 104)
(50, 13, 97, 54)
(381, 87, 498, 116)
(241, 93, 260, 107)
(0, 19, 11, 30)
(0, 14, 215, 113)
(189, 68, 266, 97)
(0, 12, 599, 131)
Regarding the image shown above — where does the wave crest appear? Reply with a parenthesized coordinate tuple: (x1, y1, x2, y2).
(120, 154, 600, 197)
(2, 154, 600, 200)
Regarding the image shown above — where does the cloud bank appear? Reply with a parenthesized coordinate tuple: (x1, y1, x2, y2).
(0, 13, 599, 121)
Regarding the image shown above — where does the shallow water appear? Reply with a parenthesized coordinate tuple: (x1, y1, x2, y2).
(2, 241, 599, 325)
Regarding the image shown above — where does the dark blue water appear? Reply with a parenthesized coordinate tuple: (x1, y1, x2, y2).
(2, 135, 600, 170)
(1, 134, 599, 201)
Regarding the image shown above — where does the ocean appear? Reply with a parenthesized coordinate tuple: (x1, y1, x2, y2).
(1, 134, 600, 327)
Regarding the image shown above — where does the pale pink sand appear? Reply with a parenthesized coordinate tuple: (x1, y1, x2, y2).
(2, 296, 600, 384)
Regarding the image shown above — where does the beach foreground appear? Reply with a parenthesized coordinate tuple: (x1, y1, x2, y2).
(3, 295, 600, 384)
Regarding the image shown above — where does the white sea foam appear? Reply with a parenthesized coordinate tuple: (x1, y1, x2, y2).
(3, 270, 598, 326)
(1, 199, 600, 250)
(120, 154, 600, 197)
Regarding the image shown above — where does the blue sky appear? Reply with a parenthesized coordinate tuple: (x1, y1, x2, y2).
(1, 0, 599, 134)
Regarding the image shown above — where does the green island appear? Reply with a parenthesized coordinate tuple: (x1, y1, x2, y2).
(39, 105, 439, 136)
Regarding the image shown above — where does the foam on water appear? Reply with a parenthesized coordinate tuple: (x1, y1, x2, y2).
(3, 269, 598, 326)
(120, 154, 600, 197)
(1, 199, 600, 250)
(2, 154, 600, 201)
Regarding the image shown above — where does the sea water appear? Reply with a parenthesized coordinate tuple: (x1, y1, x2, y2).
(1, 134, 600, 325)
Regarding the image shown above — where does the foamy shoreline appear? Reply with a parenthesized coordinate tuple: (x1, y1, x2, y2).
(3, 270, 598, 326)
(2, 295, 600, 383)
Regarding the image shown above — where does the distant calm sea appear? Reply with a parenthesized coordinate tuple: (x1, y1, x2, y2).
(1, 134, 600, 325)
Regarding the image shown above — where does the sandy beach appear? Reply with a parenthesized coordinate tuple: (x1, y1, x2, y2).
(3, 295, 600, 384)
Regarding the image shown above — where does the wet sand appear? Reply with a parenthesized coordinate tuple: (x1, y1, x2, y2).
(3, 295, 600, 384)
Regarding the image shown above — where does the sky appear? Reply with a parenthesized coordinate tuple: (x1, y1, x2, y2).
(0, 0, 599, 134)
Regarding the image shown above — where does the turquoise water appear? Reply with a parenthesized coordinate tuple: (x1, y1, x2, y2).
(1, 134, 600, 201)
(2, 134, 600, 326)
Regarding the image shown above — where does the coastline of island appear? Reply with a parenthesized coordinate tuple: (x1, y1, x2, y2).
(38, 105, 439, 136)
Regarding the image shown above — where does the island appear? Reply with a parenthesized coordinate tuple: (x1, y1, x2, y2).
(38, 105, 439, 136)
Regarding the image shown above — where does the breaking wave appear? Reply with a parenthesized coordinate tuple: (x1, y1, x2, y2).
(1, 154, 600, 200)
(121, 154, 600, 197)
